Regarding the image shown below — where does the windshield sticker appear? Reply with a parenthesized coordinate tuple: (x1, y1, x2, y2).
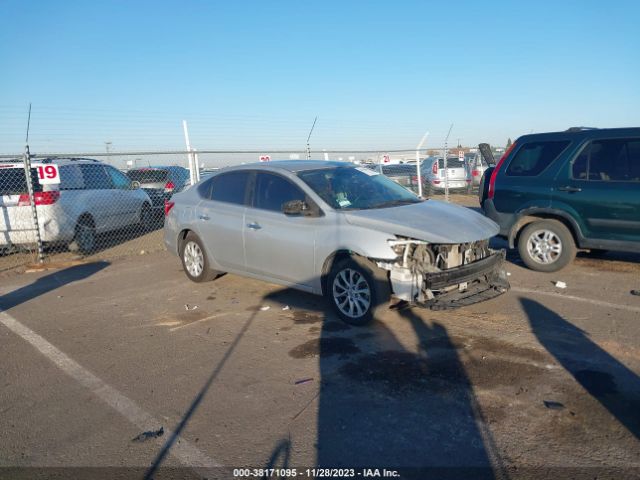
(338, 198, 352, 208)
(355, 167, 379, 176)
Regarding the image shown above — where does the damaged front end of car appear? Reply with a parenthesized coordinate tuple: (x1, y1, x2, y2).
(376, 237, 510, 310)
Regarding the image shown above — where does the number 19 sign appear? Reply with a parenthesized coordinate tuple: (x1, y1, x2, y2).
(33, 163, 61, 185)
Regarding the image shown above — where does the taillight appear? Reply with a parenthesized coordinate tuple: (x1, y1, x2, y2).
(164, 181, 175, 193)
(488, 142, 517, 200)
(432, 162, 438, 175)
(164, 200, 175, 216)
(17, 191, 60, 206)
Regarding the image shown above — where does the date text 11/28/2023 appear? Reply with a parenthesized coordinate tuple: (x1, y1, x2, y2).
(233, 468, 400, 478)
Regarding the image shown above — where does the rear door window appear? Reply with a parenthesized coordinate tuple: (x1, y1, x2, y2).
(506, 141, 570, 176)
(572, 138, 640, 182)
(210, 171, 250, 205)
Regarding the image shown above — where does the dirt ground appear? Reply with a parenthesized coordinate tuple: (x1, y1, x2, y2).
(1, 236, 639, 479)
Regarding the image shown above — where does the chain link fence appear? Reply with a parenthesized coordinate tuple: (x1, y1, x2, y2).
(0, 148, 484, 272)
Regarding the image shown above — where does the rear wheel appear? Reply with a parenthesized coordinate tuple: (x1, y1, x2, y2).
(69, 216, 97, 255)
(517, 219, 576, 272)
(326, 257, 390, 326)
(179, 232, 218, 282)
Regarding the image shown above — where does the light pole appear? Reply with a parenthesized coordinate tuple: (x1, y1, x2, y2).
(104, 141, 112, 166)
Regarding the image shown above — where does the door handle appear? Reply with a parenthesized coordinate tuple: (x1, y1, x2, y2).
(199, 215, 210, 221)
(556, 186, 582, 193)
(247, 222, 262, 230)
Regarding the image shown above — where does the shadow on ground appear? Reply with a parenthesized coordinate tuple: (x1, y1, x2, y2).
(262, 286, 505, 479)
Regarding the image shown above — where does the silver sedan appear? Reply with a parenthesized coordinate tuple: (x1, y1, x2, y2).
(164, 161, 509, 325)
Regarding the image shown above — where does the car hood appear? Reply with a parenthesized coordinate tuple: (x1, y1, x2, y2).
(342, 200, 499, 243)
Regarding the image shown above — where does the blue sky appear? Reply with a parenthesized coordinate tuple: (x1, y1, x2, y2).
(1, 0, 639, 155)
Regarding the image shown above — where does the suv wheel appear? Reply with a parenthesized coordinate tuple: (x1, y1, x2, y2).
(70, 217, 96, 255)
(180, 232, 218, 282)
(518, 219, 576, 272)
(326, 257, 390, 326)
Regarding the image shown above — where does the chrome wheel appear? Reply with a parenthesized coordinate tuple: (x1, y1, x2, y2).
(183, 241, 204, 278)
(526, 229, 562, 265)
(332, 268, 372, 319)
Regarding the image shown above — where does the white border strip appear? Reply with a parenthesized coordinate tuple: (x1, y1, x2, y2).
(0, 310, 219, 468)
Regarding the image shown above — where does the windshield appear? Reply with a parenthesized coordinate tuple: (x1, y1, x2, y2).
(297, 166, 423, 210)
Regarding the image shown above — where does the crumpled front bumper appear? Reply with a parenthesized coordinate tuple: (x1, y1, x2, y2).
(419, 250, 510, 310)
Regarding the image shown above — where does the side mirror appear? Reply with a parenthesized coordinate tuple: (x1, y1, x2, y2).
(131, 181, 141, 190)
(282, 199, 310, 216)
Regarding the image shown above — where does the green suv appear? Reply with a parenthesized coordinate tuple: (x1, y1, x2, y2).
(479, 127, 640, 272)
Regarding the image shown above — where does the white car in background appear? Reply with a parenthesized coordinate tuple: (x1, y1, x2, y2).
(0, 158, 153, 254)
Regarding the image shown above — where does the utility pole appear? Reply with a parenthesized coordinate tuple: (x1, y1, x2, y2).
(415, 130, 429, 198)
(23, 104, 44, 263)
(104, 141, 112, 166)
(443, 123, 453, 203)
(182, 120, 198, 185)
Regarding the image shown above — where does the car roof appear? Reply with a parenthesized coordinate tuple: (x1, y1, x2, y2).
(516, 127, 640, 143)
(127, 165, 186, 171)
(0, 157, 104, 166)
(224, 160, 356, 173)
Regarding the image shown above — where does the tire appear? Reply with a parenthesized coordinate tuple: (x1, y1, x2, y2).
(326, 256, 390, 326)
(69, 216, 97, 255)
(179, 232, 218, 283)
(517, 219, 576, 272)
(139, 203, 154, 232)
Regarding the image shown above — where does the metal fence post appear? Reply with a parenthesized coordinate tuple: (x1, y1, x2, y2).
(22, 145, 44, 263)
(415, 131, 429, 198)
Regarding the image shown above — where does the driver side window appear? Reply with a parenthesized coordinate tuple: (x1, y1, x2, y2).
(106, 166, 132, 189)
(254, 173, 306, 213)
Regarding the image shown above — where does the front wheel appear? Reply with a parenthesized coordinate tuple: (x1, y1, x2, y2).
(517, 219, 576, 272)
(180, 232, 218, 282)
(326, 257, 390, 326)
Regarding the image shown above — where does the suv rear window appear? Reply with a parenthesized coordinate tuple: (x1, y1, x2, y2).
(126, 169, 168, 183)
(506, 141, 570, 177)
(438, 158, 465, 169)
(0, 166, 42, 195)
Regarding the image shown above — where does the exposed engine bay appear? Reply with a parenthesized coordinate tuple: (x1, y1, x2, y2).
(376, 237, 510, 309)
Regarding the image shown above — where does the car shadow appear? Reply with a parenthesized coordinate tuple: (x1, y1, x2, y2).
(0, 261, 110, 311)
(262, 285, 504, 479)
(521, 297, 640, 440)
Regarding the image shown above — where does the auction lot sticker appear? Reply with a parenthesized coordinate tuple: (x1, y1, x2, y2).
(33, 163, 60, 185)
